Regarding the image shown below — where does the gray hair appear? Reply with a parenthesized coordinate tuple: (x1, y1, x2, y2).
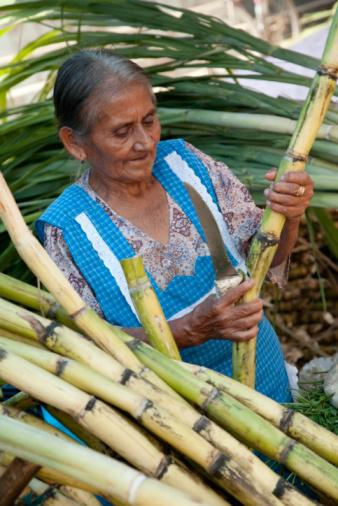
(53, 49, 155, 137)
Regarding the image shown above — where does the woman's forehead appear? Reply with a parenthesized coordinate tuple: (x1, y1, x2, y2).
(92, 83, 155, 125)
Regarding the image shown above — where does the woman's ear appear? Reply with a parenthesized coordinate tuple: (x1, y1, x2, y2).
(59, 127, 87, 161)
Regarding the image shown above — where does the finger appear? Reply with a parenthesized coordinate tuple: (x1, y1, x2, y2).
(218, 279, 255, 306)
(217, 300, 263, 322)
(267, 181, 305, 197)
(229, 303, 263, 322)
(280, 172, 313, 187)
(221, 326, 259, 342)
(266, 201, 304, 218)
(221, 310, 263, 331)
(265, 189, 300, 207)
(265, 169, 277, 181)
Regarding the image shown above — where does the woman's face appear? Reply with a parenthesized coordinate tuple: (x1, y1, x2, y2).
(80, 82, 161, 184)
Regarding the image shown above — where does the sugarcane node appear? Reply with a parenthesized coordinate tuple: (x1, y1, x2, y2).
(193, 415, 211, 434)
(279, 408, 295, 433)
(278, 440, 297, 465)
(135, 399, 153, 420)
(208, 453, 231, 479)
(120, 367, 136, 385)
(317, 65, 338, 81)
(287, 150, 308, 163)
(46, 301, 62, 320)
(154, 455, 172, 480)
(84, 397, 97, 412)
(21, 314, 61, 344)
(255, 231, 279, 248)
(201, 387, 219, 410)
(69, 305, 87, 319)
(55, 358, 68, 377)
(272, 477, 288, 499)
(0, 349, 7, 361)
(125, 337, 140, 351)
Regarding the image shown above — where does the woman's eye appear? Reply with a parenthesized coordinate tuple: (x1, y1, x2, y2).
(143, 115, 154, 126)
(114, 127, 129, 138)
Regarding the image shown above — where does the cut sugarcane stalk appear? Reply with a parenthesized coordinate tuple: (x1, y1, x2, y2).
(0, 336, 315, 506)
(0, 272, 75, 330)
(121, 256, 181, 360)
(116, 333, 338, 501)
(57, 485, 102, 506)
(0, 349, 231, 505)
(179, 362, 338, 466)
(0, 404, 79, 446)
(45, 407, 111, 455)
(0, 344, 286, 506)
(0, 302, 316, 505)
(232, 6, 338, 387)
(17, 478, 81, 506)
(0, 451, 97, 494)
(2, 391, 35, 410)
(0, 415, 207, 506)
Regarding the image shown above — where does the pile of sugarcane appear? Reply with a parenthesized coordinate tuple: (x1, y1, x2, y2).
(0, 170, 337, 505)
(0, 0, 338, 280)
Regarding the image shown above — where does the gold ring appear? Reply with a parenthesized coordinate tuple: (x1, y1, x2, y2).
(296, 185, 306, 197)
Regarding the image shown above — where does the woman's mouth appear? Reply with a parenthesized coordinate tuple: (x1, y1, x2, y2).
(130, 153, 151, 163)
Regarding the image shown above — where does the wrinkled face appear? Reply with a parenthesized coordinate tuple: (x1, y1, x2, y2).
(80, 83, 161, 184)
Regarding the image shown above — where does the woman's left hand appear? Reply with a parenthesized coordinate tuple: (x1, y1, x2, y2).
(264, 169, 314, 221)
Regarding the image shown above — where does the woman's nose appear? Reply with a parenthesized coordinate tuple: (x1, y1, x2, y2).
(133, 126, 152, 150)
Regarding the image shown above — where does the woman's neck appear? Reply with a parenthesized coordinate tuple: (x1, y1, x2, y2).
(88, 168, 156, 204)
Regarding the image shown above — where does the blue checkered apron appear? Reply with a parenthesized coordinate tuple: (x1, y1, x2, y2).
(36, 139, 291, 403)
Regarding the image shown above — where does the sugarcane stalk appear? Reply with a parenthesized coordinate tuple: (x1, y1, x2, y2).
(0, 404, 78, 445)
(0, 343, 290, 506)
(45, 407, 112, 455)
(0, 172, 175, 398)
(0, 272, 76, 330)
(0, 321, 308, 506)
(0, 457, 40, 506)
(58, 485, 102, 506)
(179, 362, 338, 466)
(2, 390, 35, 410)
(0, 335, 315, 506)
(121, 256, 181, 360)
(0, 349, 246, 506)
(0, 327, 45, 348)
(0, 416, 207, 506)
(116, 334, 338, 501)
(158, 108, 338, 141)
(232, 6, 338, 387)
(0, 451, 98, 495)
(10, 477, 81, 506)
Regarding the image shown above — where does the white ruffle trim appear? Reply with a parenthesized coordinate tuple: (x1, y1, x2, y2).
(75, 212, 140, 321)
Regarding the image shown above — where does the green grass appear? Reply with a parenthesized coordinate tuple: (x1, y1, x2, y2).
(286, 383, 338, 435)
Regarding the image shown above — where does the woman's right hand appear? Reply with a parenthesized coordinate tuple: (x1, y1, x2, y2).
(180, 279, 263, 347)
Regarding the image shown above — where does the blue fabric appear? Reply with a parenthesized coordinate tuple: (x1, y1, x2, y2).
(36, 138, 292, 403)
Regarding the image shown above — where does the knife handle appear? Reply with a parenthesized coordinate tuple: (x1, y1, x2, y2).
(215, 275, 243, 297)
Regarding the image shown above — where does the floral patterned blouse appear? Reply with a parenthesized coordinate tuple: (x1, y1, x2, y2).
(44, 142, 287, 316)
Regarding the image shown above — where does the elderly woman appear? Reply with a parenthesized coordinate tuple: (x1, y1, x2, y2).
(36, 50, 313, 403)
